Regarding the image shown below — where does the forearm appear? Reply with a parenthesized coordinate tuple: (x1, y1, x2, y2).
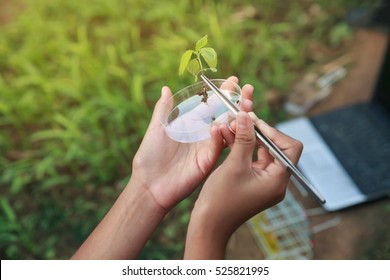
(184, 204, 231, 260)
(71, 178, 166, 260)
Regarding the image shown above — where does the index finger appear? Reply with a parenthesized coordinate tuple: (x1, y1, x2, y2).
(249, 112, 303, 165)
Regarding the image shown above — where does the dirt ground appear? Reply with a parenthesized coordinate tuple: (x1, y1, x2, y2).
(226, 29, 390, 260)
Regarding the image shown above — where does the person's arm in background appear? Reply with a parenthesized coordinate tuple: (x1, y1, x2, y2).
(184, 97, 303, 259)
(71, 76, 242, 259)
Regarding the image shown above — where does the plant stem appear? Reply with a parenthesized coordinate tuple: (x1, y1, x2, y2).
(196, 52, 204, 76)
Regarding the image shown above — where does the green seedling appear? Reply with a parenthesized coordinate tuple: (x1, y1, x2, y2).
(178, 35, 218, 81)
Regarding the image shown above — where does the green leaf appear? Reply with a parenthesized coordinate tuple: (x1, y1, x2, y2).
(31, 129, 69, 141)
(178, 50, 194, 75)
(200, 47, 217, 69)
(10, 174, 31, 194)
(0, 233, 18, 243)
(195, 35, 208, 51)
(0, 198, 16, 223)
(329, 22, 351, 47)
(131, 73, 145, 105)
(0, 101, 10, 114)
(186, 58, 200, 77)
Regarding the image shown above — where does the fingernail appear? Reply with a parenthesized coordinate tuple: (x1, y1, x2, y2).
(161, 86, 170, 97)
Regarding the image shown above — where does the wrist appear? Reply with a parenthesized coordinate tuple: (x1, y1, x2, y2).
(126, 177, 168, 218)
(71, 177, 167, 259)
(184, 201, 232, 259)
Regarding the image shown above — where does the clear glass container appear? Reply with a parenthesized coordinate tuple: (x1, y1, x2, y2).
(161, 79, 241, 143)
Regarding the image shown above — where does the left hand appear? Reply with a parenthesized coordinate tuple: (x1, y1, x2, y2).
(129, 76, 242, 212)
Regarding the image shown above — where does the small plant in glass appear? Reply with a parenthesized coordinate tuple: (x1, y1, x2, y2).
(161, 35, 241, 143)
(178, 35, 218, 81)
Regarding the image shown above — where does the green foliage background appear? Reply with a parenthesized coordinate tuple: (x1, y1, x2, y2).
(0, 0, 377, 259)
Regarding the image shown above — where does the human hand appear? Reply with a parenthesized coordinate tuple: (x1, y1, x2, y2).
(184, 91, 303, 259)
(73, 78, 246, 260)
(129, 77, 243, 213)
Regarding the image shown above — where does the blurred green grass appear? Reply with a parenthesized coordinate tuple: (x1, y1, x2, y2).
(0, 0, 374, 259)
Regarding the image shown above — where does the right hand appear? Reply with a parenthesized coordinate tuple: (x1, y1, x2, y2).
(184, 90, 303, 259)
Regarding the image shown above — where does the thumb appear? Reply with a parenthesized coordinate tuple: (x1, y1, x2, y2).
(229, 112, 256, 164)
(151, 86, 173, 125)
